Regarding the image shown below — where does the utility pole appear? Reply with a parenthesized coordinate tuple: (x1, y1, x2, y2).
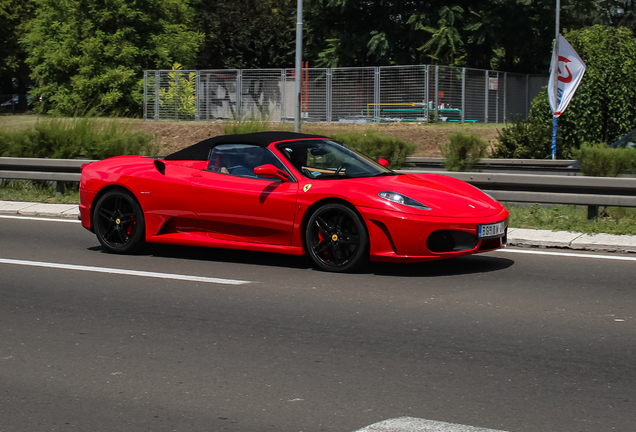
(294, 0, 303, 133)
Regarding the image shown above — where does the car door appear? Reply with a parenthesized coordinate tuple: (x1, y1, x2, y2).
(190, 144, 299, 245)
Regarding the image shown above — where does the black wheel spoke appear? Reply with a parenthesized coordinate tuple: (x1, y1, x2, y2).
(116, 226, 127, 244)
(312, 238, 331, 255)
(102, 224, 116, 241)
(339, 235, 359, 246)
(314, 217, 332, 236)
(99, 208, 113, 220)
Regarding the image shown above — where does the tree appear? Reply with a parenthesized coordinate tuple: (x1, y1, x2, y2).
(194, 0, 295, 69)
(21, 0, 203, 115)
(412, 6, 465, 65)
(0, 0, 34, 94)
(304, 0, 435, 67)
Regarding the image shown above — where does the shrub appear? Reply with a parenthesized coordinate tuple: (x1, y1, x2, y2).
(327, 129, 417, 169)
(223, 114, 271, 135)
(440, 133, 489, 171)
(491, 113, 553, 159)
(0, 114, 158, 159)
(572, 142, 636, 177)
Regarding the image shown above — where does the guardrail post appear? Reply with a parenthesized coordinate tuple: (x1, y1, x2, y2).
(56, 181, 65, 196)
(587, 205, 599, 221)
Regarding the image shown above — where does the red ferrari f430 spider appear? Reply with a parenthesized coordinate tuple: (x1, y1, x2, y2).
(79, 131, 508, 272)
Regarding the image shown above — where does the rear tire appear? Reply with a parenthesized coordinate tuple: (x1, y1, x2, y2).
(305, 203, 368, 272)
(94, 190, 145, 254)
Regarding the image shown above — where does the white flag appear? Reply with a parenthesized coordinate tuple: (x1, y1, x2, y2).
(548, 34, 586, 117)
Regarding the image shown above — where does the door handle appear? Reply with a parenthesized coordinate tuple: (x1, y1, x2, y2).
(191, 172, 202, 178)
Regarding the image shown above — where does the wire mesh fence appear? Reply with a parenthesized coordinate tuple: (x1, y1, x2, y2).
(0, 94, 34, 114)
(144, 65, 547, 124)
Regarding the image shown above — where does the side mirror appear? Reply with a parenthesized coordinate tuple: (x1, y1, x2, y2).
(378, 158, 389, 168)
(254, 164, 290, 181)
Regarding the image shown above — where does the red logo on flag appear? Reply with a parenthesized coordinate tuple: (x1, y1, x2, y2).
(557, 56, 573, 83)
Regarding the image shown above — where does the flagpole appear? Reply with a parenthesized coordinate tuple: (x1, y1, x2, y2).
(551, 0, 561, 160)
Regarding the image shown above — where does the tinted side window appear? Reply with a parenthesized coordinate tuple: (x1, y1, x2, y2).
(208, 144, 286, 179)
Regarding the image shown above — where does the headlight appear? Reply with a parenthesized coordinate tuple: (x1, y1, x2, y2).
(379, 191, 431, 210)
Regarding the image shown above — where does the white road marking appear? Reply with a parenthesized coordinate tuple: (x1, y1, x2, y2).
(0, 215, 81, 223)
(0, 258, 251, 285)
(354, 417, 508, 432)
(500, 248, 636, 262)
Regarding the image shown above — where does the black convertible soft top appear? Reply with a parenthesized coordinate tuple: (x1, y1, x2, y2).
(164, 131, 329, 161)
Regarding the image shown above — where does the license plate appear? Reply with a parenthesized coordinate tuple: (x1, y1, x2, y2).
(478, 221, 506, 238)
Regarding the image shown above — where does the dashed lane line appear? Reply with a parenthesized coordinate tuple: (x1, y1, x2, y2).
(354, 417, 508, 432)
(0, 258, 252, 285)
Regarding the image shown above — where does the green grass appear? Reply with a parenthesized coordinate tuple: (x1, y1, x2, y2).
(506, 203, 636, 236)
(1, 180, 79, 204)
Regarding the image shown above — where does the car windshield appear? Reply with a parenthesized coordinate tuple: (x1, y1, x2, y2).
(276, 139, 395, 179)
(610, 128, 636, 149)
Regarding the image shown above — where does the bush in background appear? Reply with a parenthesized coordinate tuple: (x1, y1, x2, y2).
(223, 114, 272, 135)
(440, 132, 489, 171)
(572, 142, 636, 176)
(0, 114, 158, 159)
(491, 114, 553, 159)
(326, 129, 417, 169)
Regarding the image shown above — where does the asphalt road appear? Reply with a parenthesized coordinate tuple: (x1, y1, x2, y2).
(1, 216, 635, 432)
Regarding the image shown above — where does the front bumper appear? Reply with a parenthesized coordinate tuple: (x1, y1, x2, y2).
(358, 206, 508, 263)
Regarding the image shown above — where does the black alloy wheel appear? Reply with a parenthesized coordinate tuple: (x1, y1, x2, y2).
(94, 190, 145, 254)
(305, 203, 368, 272)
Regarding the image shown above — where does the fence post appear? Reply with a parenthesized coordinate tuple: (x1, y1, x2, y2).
(526, 74, 530, 118)
(484, 71, 489, 124)
(496, 71, 500, 123)
(327, 68, 332, 122)
(237, 70, 243, 118)
(425, 65, 430, 120)
(154, 71, 160, 121)
(504, 72, 508, 122)
(143, 71, 147, 120)
(195, 70, 200, 121)
(461, 68, 466, 124)
(374, 67, 380, 121)
(434, 66, 439, 121)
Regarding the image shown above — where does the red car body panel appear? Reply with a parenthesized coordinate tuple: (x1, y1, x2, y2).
(80, 133, 509, 264)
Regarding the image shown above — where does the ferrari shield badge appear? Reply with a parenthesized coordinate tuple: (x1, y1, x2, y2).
(303, 184, 312, 193)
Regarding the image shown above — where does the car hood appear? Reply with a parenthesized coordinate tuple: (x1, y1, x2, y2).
(336, 173, 503, 218)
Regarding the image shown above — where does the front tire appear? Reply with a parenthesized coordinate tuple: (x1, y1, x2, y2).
(93, 190, 145, 254)
(305, 203, 368, 272)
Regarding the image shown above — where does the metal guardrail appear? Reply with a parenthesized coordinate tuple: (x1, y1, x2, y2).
(0, 157, 91, 195)
(2, 158, 635, 218)
(399, 170, 636, 219)
(404, 157, 580, 175)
